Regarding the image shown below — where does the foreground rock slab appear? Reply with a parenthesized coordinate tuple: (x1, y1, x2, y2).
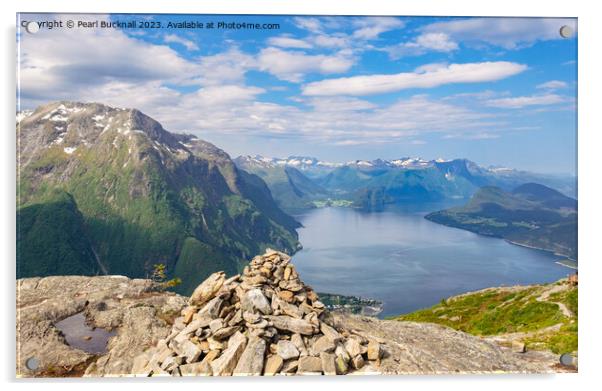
(17, 250, 567, 377)
(16, 276, 186, 377)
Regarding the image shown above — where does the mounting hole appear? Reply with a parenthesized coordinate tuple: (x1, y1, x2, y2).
(559, 353, 575, 366)
(25, 357, 40, 371)
(25, 21, 40, 34)
(559, 25, 574, 39)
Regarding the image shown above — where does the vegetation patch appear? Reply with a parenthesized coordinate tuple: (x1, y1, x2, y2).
(390, 282, 577, 354)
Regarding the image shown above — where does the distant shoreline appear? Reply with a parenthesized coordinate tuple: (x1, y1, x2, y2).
(505, 239, 577, 264)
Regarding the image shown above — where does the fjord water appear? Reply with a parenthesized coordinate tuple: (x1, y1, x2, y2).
(293, 206, 569, 318)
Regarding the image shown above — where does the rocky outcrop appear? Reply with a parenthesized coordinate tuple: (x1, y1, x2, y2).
(17, 251, 564, 377)
(16, 275, 186, 377)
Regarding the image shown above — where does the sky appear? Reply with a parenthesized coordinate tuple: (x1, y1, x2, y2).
(17, 14, 577, 174)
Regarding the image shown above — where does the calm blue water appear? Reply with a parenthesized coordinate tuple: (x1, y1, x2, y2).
(292, 206, 570, 318)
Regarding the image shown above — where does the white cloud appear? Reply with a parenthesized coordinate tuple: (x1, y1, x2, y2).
(293, 17, 324, 33)
(352, 17, 405, 40)
(163, 34, 199, 51)
(312, 34, 349, 48)
(385, 33, 458, 58)
(257, 47, 354, 83)
(536, 80, 568, 90)
(422, 17, 577, 49)
(193, 48, 256, 86)
(267, 35, 313, 49)
(189, 85, 265, 107)
(302, 61, 528, 96)
(18, 14, 199, 104)
(486, 93, 567, 109)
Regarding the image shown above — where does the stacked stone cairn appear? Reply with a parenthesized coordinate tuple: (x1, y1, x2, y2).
(132, 249, 383, 376)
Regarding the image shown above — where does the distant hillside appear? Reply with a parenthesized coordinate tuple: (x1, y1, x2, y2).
(234, 156, 330, 211)
(235, 155, 576, 212)
(17, 102, 300, 294)
(425, 183, 577, 259)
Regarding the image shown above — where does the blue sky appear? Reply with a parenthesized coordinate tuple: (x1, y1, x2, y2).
(18, 14, 577, 174)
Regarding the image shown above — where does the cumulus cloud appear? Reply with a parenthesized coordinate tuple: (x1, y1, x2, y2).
(163, 34, 199, 51)
(257, 47, 355, 83)
(422, 17, 577, 49)
(18, 14, 198, 105)
(384, 33, 458, 58)
(486, 93, 567, 108)
(351, 17, 405, 40)
(536, 80, 568, 90)
(302, 62, 527, 96)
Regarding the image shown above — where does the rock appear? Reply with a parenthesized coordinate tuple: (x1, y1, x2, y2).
(207, 337, 226, 351)
(335, 354, 349, 375)
(277, 290, 294, 302)
(367, 341, 381, 361)
(131, 354, 150, 376)
(180, 316, 212, 336)
(297, 356, 322, 374)
(281, 301, 304, 319)
(177, 339, 202, 363)
(212, 326, 239, 340)
(281, 359, 299, 374)
(320, 322, 343, 342)
(265, 315, 315, 335)
(209, 318, 224, 333)
(320, 352, 337, 375)
(344, 338, 362, 357)
(311, 336, 336, 355)
(179, 362, 210, 376)
(241, 289, 272, 315)
(182, 306, 197, 324)
(233, 337, 266, 376)
(210, 331, 247, 376)
(351, 354, 365, 370)
(197, 296, 223, 319)
(291, 333, 308, 356)
(335, 343, 350, 363)
(277, 340, 300, 360)
(189, 272, 225, 306)
(512, 341, 526, 353)
(242, 311, 261, 324)
(263, 355, 283, 376)
(21, 250, 564, 378)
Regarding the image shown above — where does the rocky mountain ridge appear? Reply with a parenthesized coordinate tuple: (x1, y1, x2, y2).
(17, 250, 567, 377)
(17, 102, 300, 293)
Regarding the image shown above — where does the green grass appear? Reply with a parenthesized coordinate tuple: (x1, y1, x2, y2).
(391, 283, 578, 354)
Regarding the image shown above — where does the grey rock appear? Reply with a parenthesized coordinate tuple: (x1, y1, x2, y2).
(311, 336, 336, 355)
(264, 355, 283, 376)
(241, 289, 272, 315)
(189, 272, 225, 306)
(210, 331, 247, 376)
(320, 352, 337, 376)
(297, 356, 322, 374)
(277, 340, 300, 361)
(233, 337, 266, 376)
(265, 315, 315, 335)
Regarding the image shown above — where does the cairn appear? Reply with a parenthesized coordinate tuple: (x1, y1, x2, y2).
(132, 249, 382, 376)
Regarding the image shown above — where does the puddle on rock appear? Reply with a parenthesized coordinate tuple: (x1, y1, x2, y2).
(54, 312, 116, 354)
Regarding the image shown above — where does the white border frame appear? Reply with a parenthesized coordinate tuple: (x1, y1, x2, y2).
(3, 1, 600, 390)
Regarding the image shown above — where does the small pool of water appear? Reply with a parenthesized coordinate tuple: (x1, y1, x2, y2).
(55, 312, 116, 354)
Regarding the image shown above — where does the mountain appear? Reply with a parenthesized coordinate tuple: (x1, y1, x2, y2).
(17, 102, 300, 294)
(234, 155, 330, 211)
(425, 183, 577, 259)
(235, 155, 576, 212)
